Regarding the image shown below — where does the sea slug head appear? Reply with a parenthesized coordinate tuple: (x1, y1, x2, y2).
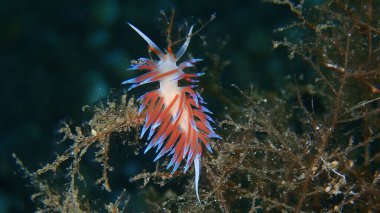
(128, 23, 194, 63)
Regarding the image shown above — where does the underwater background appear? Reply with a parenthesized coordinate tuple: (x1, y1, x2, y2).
(1, 0, 379, 212)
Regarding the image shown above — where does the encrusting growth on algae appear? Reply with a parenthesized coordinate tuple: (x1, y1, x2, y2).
(14, 1, 380, 212)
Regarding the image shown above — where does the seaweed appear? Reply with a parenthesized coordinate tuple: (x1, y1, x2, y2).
(14, 95, 142, 212)
(14, 1, 380, 212)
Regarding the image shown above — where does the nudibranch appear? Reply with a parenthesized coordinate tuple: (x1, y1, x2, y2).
(123, 22, 221, 202)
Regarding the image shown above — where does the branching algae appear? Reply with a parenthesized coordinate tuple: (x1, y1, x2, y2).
(14, 1, 380, 212)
